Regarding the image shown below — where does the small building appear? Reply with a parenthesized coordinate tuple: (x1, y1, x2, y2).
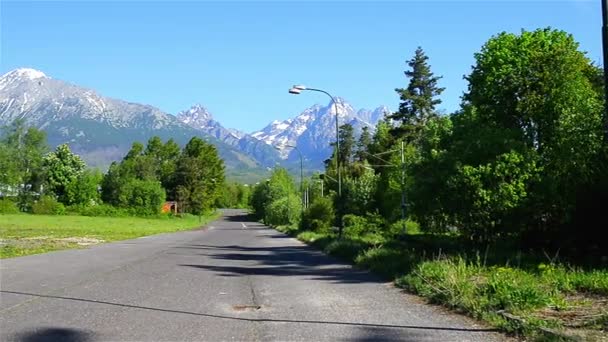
(162, 201, 178, 214)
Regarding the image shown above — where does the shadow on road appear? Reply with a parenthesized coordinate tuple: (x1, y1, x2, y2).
(173, 240, 378, 284)
(16, 327, 94, 342)
(1, 290, 498, 334)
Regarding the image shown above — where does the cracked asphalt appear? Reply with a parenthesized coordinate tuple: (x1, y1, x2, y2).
(0, 209, 511, 341)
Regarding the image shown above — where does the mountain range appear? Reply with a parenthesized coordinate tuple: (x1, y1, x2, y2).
(0, 68, 388, 181)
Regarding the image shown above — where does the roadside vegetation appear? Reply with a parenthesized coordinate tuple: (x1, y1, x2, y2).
(1, 122, 228, 257)
(252, 28, 608, 341)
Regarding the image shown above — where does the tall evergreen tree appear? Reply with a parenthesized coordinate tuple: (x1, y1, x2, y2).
(337, 123, 355, 167)
(355, 126, 372, 162)
(390, 47, 445, 142)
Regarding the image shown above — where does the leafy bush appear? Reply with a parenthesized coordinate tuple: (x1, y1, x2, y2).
(302, 197, 334, 231)
(32, 196, 66, 215)
(486, 266, 551, 311)
(342, 213, 385, 237)
(117, 179, 166, 216)
(265, 194, 301, 226)
(387, 219, 421, 236)
(0, 198, 19, 214)
(64, 170, 102, 206)
(355, 246, 417, 278)
(323, 239, 368, 261)
(75, 204, 131, 217)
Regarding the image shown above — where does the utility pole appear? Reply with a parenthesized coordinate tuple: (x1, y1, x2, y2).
(603, 0, 608, 142)
(400, 141, 407, 234)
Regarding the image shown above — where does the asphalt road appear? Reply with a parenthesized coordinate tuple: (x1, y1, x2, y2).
(1, 209, 510, 341)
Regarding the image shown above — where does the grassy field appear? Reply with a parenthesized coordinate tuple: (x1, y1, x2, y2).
(276, 225, 608, 341)
(0, 213, 219, 258)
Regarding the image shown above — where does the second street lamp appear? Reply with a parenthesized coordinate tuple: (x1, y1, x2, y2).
(289, 84, 344, 237)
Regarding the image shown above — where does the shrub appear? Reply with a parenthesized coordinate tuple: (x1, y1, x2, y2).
(32, 196, 66, 215)
(76, 204, 131, 217)
(342, 213, 385, 237)
(355, 246, 417, 278)
(388, 219, 421, 236)
(0, 198, 19, 214)
(486, 266, 551, 311)
(117, 179, 166, 216)
(302, 197, 334, 231)
(265, 194, 301, 226)
(324, 239, 368, 261)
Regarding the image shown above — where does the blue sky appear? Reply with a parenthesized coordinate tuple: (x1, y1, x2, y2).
(1, 1, 600, 133)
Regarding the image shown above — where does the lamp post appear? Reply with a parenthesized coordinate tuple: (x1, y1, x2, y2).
(276, 144, 304, 222)
(289, 85, 343, 236)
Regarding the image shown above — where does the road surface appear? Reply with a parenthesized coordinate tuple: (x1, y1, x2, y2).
(1, 209, 509, 341)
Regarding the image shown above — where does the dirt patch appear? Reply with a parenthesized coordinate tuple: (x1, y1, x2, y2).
(5, 237, 105, 246)
(535, 294, 608, 328)
(57, 237, 105, 246)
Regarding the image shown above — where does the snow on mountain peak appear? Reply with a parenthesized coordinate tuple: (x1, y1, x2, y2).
(2, 68, 48, 80)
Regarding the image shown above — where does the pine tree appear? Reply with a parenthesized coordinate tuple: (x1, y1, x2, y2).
(390, 47, 445, 142)
(338, 124, 355, 167)
(355, 126, 372, 162)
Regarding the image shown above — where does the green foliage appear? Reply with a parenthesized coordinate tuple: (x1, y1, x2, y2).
(249, 168, 298, 225)
(32, 195, 65, 215)
(64, 169, 102, 206)
(341, 167, 377, 216)
(116, 179, 166, 216)
(355, 126, 372, 162)
(390, 46, 445, 142)
(73, 204, 131, 217)
(462, 28, 604, 243)
(100, 136, 225, 216)
(216, 182, 250, 208)
(388, 219, 420, 236)
(174, 137, 225, 215)
(43, 144, 87, 204)
(0, 120, 48, 211)
(302, 197, 334, 231)
(342, 213, 385, 237)
(265, 193, 301, 226)
(0, 199, 19, 214)
(337, 123, 355, 166)
(323, 239, 367, 261)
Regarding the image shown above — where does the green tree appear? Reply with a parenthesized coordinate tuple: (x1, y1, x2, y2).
(0, 120, 48, 210)
(43, 144, 86, 204)
(390, 47, 445, 143)
(249, 168, 298, 224)
(463, 28, 603, 238)
(355, 126, 372, 162)
(174, 137, 225, 215)
(337, 123, 355, 167)
(64, 169, 102, 206)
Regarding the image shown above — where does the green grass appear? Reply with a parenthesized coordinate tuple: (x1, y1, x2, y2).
(0, 212, 219, 258)
(278, 225, 608, 341)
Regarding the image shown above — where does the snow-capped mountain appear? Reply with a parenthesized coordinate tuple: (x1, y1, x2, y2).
(176, 104, 281, 166)
(253, 98, 389, 165)
(0, 68, 263, 172)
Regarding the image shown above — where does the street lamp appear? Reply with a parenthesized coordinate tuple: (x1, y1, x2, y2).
(275, 145, 304, 223)
(289, 84, 344, 236)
